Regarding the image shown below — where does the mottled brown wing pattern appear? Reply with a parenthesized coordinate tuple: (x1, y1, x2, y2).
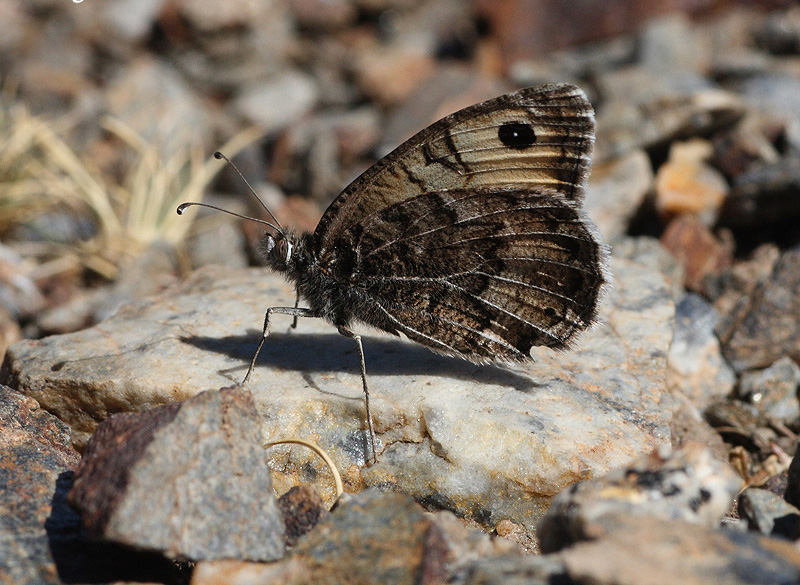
(336, 187, 606, 363)
(313, 84, 595, 259)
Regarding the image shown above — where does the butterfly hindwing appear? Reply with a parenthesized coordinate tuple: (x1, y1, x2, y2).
(327, 187, 605, 362)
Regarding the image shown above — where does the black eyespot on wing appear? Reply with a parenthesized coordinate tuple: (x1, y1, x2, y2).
(498, 122, 537, 149)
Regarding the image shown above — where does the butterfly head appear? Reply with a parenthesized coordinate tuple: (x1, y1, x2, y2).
(263, 229, 309, 279)
(264, 231, 293, 268)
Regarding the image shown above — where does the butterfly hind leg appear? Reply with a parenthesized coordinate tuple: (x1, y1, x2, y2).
(242, 306, 317, 385)
(337, 325, 379, 465)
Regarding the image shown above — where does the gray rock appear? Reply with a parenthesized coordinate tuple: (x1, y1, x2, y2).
(739, 487, 800, 540)
(584, 149, 654, 244)
(35, 285, 113, 335)
(191, 492, 800, 585)
(595, 70, 743, 161)
(740, 75, 800, 126)
(704, 400, 761, 438)
(458, 554, 567, 585)
(187, 220, 249, 270)
(0, 0, 27, 54)
(738, 357, 800, 422)
(36, 241, 182, 334)
(67, 387, 285, 561)
(17, 12, 94, 113)
(4, 248, 673, 530)
(8, 211, 98, 247)
(277, 107, 381, 203)
(547, 35, 637, 83)
(368, 0, 477, 72)
(166, 0, 294, 90)
(233, 71, 320, 135)
(706, 243, 780, 319)
(538, 444, 743, 553)
(192, 489, 520, 585)
(668, 293, 736, 409)
(638, 14, 711, 75)
(611, 236, 685, 298)
(0, 385, 186, 584)
(558, 514, 800, 585)
(94, 240, 181, 323)
(289, 0, 357, 31)
(291, 489, 448, 584)
(351, 44, 435, 106)
(507, 59, 563, 89)
(105, 56, 212, 153)
(100, 0, 165, 43)
(753, 9, 800, 55)
(710, 48, 773, 80)
(719, 245, 800, 372)
(0, 386, 79, 585)
(670, 396, 729, 462)
(177, 0, 286, 33)
(711, 113, 783, 181)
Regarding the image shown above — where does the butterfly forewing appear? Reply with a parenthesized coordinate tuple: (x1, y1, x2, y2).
(313, 84, 595, 260)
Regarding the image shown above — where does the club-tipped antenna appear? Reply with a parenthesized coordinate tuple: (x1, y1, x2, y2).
(177, 202, 281, 233)
(214, 151, 283, 230)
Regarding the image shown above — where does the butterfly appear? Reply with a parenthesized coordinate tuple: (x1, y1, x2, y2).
(178, 83, 608, 464)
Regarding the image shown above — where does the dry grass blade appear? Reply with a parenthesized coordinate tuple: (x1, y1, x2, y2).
(0, 99, 265, 278)
(0, 104, 114, 233)
(101, 117, 266, 247)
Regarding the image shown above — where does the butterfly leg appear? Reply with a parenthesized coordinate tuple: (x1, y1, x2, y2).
(337, 325, 378, 464)
(290, 288, 301, 329)
(242, 306, 317, 385)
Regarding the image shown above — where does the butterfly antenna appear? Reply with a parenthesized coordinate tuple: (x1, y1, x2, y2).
(176, 202, 281, 232)
(214, 151, 283, 230)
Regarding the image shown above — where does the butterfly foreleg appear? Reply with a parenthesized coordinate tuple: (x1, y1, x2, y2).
(242, 306, 317, 385)
(337, 325, 378, 464)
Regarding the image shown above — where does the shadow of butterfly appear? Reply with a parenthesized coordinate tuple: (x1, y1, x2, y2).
(178, 83, 609, 464)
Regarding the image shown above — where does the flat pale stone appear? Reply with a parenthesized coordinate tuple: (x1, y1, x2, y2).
(3, 252, 673, 528)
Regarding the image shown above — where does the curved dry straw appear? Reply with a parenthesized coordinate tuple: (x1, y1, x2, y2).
(264, 438, 344, 504)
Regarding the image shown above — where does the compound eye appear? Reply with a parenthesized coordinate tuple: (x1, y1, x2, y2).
(275, 238, 291, 262)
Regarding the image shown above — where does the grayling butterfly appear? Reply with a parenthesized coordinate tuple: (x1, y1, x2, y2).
(179, 83, 608, 463)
